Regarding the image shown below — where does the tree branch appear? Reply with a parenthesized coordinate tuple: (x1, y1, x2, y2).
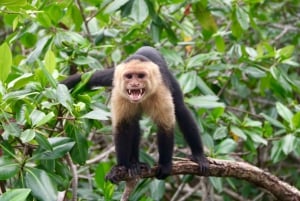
(106, 158, 300, 201)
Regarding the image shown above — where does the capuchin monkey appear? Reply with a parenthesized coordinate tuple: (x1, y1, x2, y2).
(62, 46, 209, 182)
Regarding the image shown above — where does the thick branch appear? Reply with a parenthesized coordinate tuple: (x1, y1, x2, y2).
(106, 158, 300, 201)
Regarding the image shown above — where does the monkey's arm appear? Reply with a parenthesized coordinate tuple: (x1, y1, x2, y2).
(61, 68, 115, 89)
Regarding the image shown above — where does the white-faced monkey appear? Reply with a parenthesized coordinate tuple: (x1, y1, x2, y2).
(62, 46, 209, 182)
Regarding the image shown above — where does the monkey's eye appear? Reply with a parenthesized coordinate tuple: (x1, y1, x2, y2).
(137, 73, 145, 79)
(124, 73, 133, 79)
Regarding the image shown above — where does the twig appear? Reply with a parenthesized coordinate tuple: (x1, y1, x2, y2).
(75, 0, 92, 41)
(121, 178, 139, 201)
(66, 154, 78, 201)
(86, 146, 114, 165)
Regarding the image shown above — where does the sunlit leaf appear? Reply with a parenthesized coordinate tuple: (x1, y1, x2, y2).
(0, 189, 31, 201)
(186, 95, 225, 109)
(25, 168, 58, 201)
(81, 109, 110, 120)
(276, 102, 293, 124)
(281, 134, 296, 155)
(0, 42, 12, 82)
(104, 0, 129, 13)
(20, 129, 36, 143)
(216, 139, 237, 155)
(235, 6, 249, 30)
(44, 50, 56, 74)
(0, 157, 20, 180)
(130, 0, 148, 23)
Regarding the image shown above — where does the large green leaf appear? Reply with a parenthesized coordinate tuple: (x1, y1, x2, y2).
(65, 122, 88, 165)
(104, 0, 130, 13)
(44, 49, 56, 74)
(25, 168, 57, 201)
(130, 0, 149, 23)
(216, 139, 237, 155)
(276, 102, 293, 124)
(33, 137, 75, 160)
(0, 157, 20, 180)
(0, 42, 12, 82)
(0, 0, 27, 7)
(186, 95, 225, 109)
(81, 109, 110, 120)
(281, 134, 296, 155)
(178, 71, 197, 94)
(0, 189, 31, 201)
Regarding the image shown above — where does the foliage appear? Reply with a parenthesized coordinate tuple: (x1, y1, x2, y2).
(0, 0, 299, 200)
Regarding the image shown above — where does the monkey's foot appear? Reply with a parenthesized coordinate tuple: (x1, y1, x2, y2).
(155, 163, 172, 180)
(189, 154, 209, 176)
(105, 163, 150, 184)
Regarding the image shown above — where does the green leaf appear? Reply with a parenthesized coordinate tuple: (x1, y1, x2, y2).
(30, 110, 46, 127)
(197, 76, 215, 95)
(209, 177, 223, 193)
(81, 109, 110, 120)
(292, 112, 300, 130)
(230, 126, 247, 140)
(281, 134, 296, 155)
(150, 179, 165, 200)
(213, 126, 227, 140)
(0, 189, 31, 201)
(248, 133, 268, 146)
(244, 67, 266, 78)
(56, 84, 73, 111)
(33, 137, 75, 160)
(35, 133, 52, 151)
(7, 73, 34, 89)
(26, 35, 52, 64)
(44, 50, 56, 74)
(276, 102, 293, 123)
(95, 162, 115, 200)
(235, 6, 249, 30)
(277, 45, 294, 60)
(104, 0, 130, 13)
(0, 0, 26, 7)
(192, 2, 217, 39)
(25, 168, 58, 201)
(186, 95, 225, 109)
(260, 113, 285, 129)
(0, 157, 20, 180)
(2, 122, 22, 137)
(65, 122, 88, 165)
(187, 52, 220, 68)
(36, 112, 55, 127)
(178, 71, 197, 94)
(215, 35, 225, 52)
(130, 0, 149, 23)
(20, 129, 36, 143)
(0, 42, 12, 82)
(216, 139, 237, 155)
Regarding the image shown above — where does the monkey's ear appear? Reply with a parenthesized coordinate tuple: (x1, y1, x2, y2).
(71, 70, 95, 95)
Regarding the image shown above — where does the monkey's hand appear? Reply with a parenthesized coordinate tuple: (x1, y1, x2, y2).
(105, 163, 150, 184)
(155, 162, 172, 180)
(190, 154, 209, 176)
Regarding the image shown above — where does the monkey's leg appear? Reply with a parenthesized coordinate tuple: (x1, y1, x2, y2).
(172, 83, 209, 175)
(156, 127, 174, 180)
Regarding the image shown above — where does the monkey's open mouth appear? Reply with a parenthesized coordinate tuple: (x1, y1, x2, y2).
(127, 88, 145, 102)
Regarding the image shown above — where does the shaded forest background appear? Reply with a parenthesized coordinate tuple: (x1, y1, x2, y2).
(0, 0, 299, 200)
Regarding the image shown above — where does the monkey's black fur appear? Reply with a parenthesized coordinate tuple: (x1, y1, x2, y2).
(62, 46, 209, 181)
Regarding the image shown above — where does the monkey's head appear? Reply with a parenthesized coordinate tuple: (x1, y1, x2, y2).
(114, 60, 161, 103)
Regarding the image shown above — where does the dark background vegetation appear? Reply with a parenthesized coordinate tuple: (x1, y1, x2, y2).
(0, 0, 299, 200)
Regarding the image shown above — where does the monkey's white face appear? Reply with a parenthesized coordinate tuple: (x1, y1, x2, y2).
(122, 71, 148, 103)
(113, 60, 161, 103)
